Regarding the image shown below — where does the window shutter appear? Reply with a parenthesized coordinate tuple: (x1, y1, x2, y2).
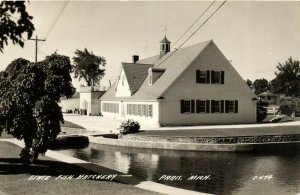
(191, 100, 195, 113)
(211, 71, 215, 84)
(211, 100, 215, 113)
(181, 100, 184, 113)
(221, 100, 224, 113)
(225, 100, 229, 113)
(235, 100, 238, 113)
(206, 70, 210, 83)
(206, 100, 210, 113)
(221, 71, 225, 84)
(196, 100, 200, 113)
(196, 70, 200, 83)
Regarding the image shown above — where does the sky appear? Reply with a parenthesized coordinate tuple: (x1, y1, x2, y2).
(1, 1, 300, 90)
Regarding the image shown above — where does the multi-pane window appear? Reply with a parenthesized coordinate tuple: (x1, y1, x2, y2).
(212, 100, 221, 113)
(181, 99, 237, 114)
(102, 103, 119, 113)
(127, 104, 153, 118)
(196, 70, 209, 83)
(199, 100, 206, 113)
(227, 101, 235, 113)
(196, 70, 224, 84)
(225, 100, 238, 113)
(183, 100, 191, 113)
(213, 71, 221, 83)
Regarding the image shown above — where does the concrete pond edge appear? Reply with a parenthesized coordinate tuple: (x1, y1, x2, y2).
(87, 135, 300, 152)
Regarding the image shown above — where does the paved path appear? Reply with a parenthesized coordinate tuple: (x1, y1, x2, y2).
(63, 114, 300, 136)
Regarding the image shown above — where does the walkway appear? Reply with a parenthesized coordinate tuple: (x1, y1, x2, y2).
(63, 114, 300, 137)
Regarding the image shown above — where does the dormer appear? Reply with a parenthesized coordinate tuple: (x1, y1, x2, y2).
(148, 67, 165, 85)
(116, 63, 154, 97)
(160, 36, 171, 58)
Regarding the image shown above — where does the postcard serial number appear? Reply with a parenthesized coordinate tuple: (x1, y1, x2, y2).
(253, 175, 273, 181)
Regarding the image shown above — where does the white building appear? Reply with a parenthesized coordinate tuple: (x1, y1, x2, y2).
(100, 37, 257, 127)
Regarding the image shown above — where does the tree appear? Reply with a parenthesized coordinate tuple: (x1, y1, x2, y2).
(0, 1, 35, 52)
(253, 78, 269, 95)
(73, 48, 106, 87)
(269, 77, 282, 94)
(273, 57, 300, 97)
(0, 53, 74, 163)
(245, 79, 253, 89)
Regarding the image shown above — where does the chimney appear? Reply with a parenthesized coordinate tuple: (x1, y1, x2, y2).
(132, 55, 139, 63)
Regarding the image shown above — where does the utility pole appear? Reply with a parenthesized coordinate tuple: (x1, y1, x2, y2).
(29, 35, 46, 62)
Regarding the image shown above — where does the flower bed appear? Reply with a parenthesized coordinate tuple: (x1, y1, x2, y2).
(120, 134, 300, 144)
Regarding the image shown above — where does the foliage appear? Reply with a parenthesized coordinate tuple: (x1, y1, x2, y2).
(0, 53, 74, 163)
(257, 106, 267, 122)
(0, 1, 35, 52)
(269, 78, 282, 94)
(253, 78, 269, 95)
(273, 57, 300, 97)
(72, 48, 106, 87)
(118, 119, 140, 135)
(257, 100, 269, 107)
(245, 79, 253, 89)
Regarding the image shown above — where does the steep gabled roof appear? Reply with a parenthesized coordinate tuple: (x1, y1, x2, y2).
(122, 63, 153, 93)
(100, 40, 212, 101)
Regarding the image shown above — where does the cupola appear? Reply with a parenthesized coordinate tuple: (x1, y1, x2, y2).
(160, 36, 171, 58)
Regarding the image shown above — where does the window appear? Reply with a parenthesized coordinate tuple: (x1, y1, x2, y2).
(127, 104, 153, 118)
(196, 70, 210, 83)
(149, 105, 153, 117)
(181, 100, 195, 113)
(211, 100, 224, 113)
(196, 100, 206, 113)
(184, 100, 191, 113)
(122, 76, 125, 86)
(212, 100, 221, 113)
(211, 71, 224, 84)
(227, 101, 235, 113)
(225, 100, 238, 113)
(148, 68, 153, 85)
(102, 103, 119, 113)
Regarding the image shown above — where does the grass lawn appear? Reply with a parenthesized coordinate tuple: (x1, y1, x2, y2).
(0, 141, 160, 195)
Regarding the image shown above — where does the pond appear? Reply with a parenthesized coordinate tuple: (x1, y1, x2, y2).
(57, 143, 300, 194)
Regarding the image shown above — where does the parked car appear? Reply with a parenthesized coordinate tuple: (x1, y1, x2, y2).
(278, 105, 293, 116)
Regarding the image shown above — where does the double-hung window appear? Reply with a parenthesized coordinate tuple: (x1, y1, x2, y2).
(196, 100, 206, 113)
(196, 70, 210, 83)
(225, 100, 238, 113)
(211, 71, 224, 84)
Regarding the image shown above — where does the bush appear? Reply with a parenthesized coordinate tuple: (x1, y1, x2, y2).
(118, 119, 140, 135)
(257, 106, 267, 122)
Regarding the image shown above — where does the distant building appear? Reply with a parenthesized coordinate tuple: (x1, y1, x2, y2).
(257, 90, 278, 105)
(59, 93, 80, 112)
(100, 37, 257, 127)
(79, 86, 107, 115)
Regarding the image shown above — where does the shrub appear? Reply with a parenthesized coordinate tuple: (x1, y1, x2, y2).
(118, 119, 140, 135)
(257, 106, 267, 122)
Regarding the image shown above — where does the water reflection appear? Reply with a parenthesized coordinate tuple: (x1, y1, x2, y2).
(58, 143, 300, 194)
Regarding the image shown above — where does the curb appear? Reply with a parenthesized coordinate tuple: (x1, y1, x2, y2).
(87, 135, 300, 152)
